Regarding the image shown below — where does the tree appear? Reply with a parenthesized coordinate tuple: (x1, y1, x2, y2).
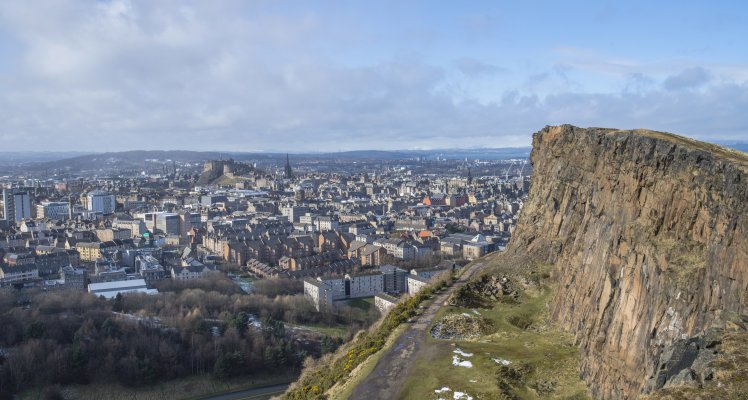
(112, 293, 124, 312)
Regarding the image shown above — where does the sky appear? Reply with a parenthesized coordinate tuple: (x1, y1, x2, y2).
(0, 1, 746, 152)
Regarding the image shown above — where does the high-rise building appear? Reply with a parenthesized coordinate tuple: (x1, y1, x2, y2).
(86, 190, 116, 214)
(2, 189, 31, 223)
(36, 201, 71, 220)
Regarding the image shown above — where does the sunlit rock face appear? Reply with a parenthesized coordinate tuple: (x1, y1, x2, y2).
(507, 125, 748, 399)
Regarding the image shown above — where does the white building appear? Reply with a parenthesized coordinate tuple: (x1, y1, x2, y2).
(87, 190, 116, 214)
(303, 278, 333, 311)
(345, 272, 384, 298)
(374, 292, 399, 313)
(171, 259, 212, 280)
(36, 201, 71, 220)
(303, 271, 385, 311)
(407, 274, 431, 296)
(88, 278, 158, 299)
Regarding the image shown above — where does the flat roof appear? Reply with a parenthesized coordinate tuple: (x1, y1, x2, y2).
(89, 279, 147, 292)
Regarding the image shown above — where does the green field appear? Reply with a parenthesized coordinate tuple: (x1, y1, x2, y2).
(399, 283, 591, 400)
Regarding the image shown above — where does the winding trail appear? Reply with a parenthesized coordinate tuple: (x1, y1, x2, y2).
(347, 262, 484, 400)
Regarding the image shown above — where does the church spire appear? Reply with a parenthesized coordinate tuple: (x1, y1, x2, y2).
(284, 153, 293, 179)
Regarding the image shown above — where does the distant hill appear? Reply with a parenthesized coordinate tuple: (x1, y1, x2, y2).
(0, 148, 532, 175)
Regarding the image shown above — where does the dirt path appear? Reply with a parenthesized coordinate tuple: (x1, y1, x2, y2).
(347, 263, 484, 400)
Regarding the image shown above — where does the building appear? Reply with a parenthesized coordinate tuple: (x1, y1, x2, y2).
(406, 274, 431, 296)
(3, 253, 35, 267)
(0, 264, 39, 284)
(96, 228, 132, 241)
(171, 259, 212, 280)
(374, 292, 399, 313)
(86, 190, 116, 214)
(36, 201, 71, 220)
(303, 278, 333, 311)
(345, 271, 384, 298)
(60, 265, 87, 291)
(2, 189, 31, 223)
(379, 264, 408, 294)
(303, 271, 384, 311)
(88, 279, 158, 299)
(155, 212, 181, 235)
(462, 234, 494, 260)
(410, 267, 450, 281)
(280, 205, 310, 223)
(113, 219, 147, 238)
(135, 255, 166, 285)
(360, 244, 386, 266)
(76, 240, 133, 262)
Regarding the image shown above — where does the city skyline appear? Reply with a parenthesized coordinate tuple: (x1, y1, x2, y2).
(0, 1, 747, 152)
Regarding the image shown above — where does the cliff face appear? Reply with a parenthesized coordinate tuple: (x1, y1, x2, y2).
(508, 125, 748, 399)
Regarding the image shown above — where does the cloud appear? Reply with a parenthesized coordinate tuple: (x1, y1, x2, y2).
(663, 67, 711, 90)
(0, 1, 745, 152)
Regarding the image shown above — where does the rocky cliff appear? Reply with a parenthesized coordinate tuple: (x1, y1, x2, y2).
(507, 125, 748, 399)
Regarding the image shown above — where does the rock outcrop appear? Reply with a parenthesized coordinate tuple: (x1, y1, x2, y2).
(507, 125, 748, 399)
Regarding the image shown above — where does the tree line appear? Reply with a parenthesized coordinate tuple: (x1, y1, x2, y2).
(0, 274, 374, 399)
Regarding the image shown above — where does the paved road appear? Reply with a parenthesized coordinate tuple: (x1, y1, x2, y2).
(347, 263, 484, 400)
(200, 383, 289, 400)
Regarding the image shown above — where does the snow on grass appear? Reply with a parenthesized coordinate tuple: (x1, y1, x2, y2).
(434, 387, 451, 394)
(453, 391, 473, 400)
(492, 357, 511, 366)
(471, 309, 481, 315)
(452, 355, 473, 368)
(453, 348, 473, 357)
(461, 312, 472, 317)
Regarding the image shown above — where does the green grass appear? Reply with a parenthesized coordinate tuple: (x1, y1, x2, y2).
(399, 284, 590, 400)
(339, 297, 376, 311)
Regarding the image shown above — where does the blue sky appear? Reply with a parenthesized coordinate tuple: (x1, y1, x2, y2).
(0, 0, 746, 151)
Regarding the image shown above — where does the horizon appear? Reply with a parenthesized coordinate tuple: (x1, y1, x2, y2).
(1, 1, 747, 152)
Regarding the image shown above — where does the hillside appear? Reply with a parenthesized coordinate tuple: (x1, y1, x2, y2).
(506, 125, 748, 398)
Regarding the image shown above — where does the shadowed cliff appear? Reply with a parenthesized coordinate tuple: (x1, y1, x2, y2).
(507, 125, 748, 399)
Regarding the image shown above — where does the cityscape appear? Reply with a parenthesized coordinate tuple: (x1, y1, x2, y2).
(0, 2, 746, 400)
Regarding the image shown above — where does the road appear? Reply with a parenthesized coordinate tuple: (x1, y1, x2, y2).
(200, 383, 289, 400)
(347, 262, 484, 400)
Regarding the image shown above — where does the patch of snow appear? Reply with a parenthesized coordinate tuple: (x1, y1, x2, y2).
(434, 387, 451, 394)
(454, 391, 473, 400)
(461, 312, 472, 317)
(471, 309, 481, 315)
(453, 348, 473, 357)
(452, 355, 473, 368)
(492, 358, 511, 366)
(469, 379, 477, 383)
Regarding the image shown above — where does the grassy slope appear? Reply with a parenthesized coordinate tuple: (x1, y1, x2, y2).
(326, 324, 408, 400)
(399, 253, 590, 400)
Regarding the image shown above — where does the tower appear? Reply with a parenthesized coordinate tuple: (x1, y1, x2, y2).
(284, 153, 293, 179)
(467, 167, 473, 185)
(3, 189, 31, 224)
(2, 189, 14, 223)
